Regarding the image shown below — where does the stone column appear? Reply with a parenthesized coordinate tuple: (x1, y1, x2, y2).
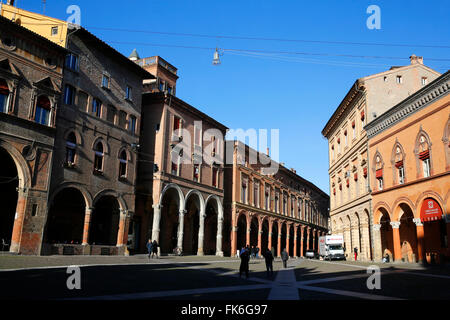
(82, 207, 93, 245)
(300, 226, 304, 257)
(10, 189, 28, 253)
(277, 221, 283, 257)
(286, 223, 291, 256)
(231, 225, 238, 257)
(116, 209, 128, 247)
(197, 208, 206, 256)
(268, 219, 273, 253)
(293, 225, 298, 258)
(312, 229, 316, 252)
(176, 209, 186, 254)
(306, 227, 310, 251)
(413, 218, 425, 262)
(372, 224, 382, 261)
(216, 216, 224, 257)
(390, 221, 401, 262)
(257, 218, 262, 254)
(151, 204, 162, 243)
(246, 215, 251, 247)
(360, 223, 370, 261)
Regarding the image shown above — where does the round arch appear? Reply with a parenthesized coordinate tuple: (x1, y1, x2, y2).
(392, 198, 416, 221)
(49, 182, 92, 209)
(0, 139, 31, 190)
(93, 189, 127, 212)
(159, 183, 185, 212)
(373, 202, 392, 224)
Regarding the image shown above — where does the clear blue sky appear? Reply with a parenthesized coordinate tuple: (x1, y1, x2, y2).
(11, 0, 450, 194)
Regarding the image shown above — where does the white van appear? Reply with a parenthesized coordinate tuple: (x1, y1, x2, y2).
(318, 235, 345, 261)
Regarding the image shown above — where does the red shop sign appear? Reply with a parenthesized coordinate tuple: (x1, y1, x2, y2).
(420, 198, 443, 222)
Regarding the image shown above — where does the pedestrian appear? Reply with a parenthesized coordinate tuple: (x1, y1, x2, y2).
(263, 248, 274, 277)
(256, 247, 260, 259)
(146, 239, 153, 259)
(239, 246, 250, 279)
(152, 240, 159, 258)
(354, 247, 358, 261)
(251, 246, 255, 259)
(281, 248, 289, 268)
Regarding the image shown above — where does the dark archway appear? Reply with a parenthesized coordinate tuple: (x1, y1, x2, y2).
(89, 196, 120, 246)
(159, 188, 181, 254)
(46, 188, 86, 244)
(399, 204, 418, 263)
(280, 223, 287, 253)
(204, 201, 218, 255)
(271, 222, 278, 256)
(261, 219, 269, 254)
(380, 210, 394, 259)
(237, 214, 247, 252)
(0, 147, 18, 250)
(183, 195, 200, 255)
(289, 225, 294, 256)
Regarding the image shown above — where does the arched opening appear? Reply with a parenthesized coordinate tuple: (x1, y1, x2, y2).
(289, 225, 294, 256)
(46, 188, 86, 244)
(271, 222, 278, 256)
(261, 219, 269, 253)
(204, 200, 218, 255)
(398, 204, 418, 263)
(237, 214, 247, 252)
(0, 147, 18, 250)
(160, 188, 182, 255)
(183, 194, 201, 255)
(379, 209, 394, 259)
(421, 198, 447, 264)
(280, 223, 286, 252)
(250, 216, 258, 249)
(89, 196, 120, 246)
(93, 142, 104, 173)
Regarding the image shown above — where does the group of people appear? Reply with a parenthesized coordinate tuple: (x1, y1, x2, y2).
(146, 239, 159, 259)
(239, 245, 290, 279)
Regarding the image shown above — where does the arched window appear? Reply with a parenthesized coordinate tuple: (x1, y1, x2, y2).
(66, 132, 77, 166)
(417, 134, 431, 178)
(0, 79, 10, 113)
(94, 142, 104, 173)
(35, 95, 51, 125)
(393, 145, 405, 184)
(375, 154, 384, 191)
(119, 150, 127, 179)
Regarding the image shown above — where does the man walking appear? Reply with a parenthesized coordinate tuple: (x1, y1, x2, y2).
(281, 248, 289, 268)
(151, 240, 159, 259)
(146, 239, 153, 259)
(239, 246, 250, 279)
(263, 248, 274, 277)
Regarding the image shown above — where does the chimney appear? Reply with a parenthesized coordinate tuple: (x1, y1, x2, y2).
(266, 148, 269, 156)
(410, 54, 423, 65)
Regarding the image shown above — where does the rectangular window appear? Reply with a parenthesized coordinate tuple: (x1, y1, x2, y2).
(171, 161, 178, 176)
(265, 188, 270, 210)
(254, 181, 259, 208)
(92, 98, 102, 117)
(174, 116, 181, 130)
(126, 86, 132, 100)
(378, 178, 383, 191)
(35, 106, 50, 125)
(102, 74, 110, 89)
(129, 115, 137, 134)
(51, 26, 58, 36)
(65, 54, 79, 71)
(398, 166, 405, 184)
(159, 80, 165, 92)
(241, 181, 247, 204)
(194, 124, 202, 146)
(64, 84, 75, 105)
(396, 75, 402, 84)
(212, 167, 218, 187)
(422, 77, 427, 86)
(423, 158, 431, 178)
(193, 164, 200, 182)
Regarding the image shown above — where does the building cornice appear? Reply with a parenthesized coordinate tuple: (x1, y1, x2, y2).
(365, 70, 450, 139)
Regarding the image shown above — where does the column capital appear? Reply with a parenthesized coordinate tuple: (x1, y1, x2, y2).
(152, 204, 162, 210)
(179, 209, 187, 215)
(413, 218, 423, 227)
(372, 224, 381, 231)
(390, 221, 401, 229)
(232, 226, 238, 232)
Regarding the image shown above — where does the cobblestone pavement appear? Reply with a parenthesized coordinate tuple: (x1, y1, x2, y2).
(1, 254, 449, 300)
